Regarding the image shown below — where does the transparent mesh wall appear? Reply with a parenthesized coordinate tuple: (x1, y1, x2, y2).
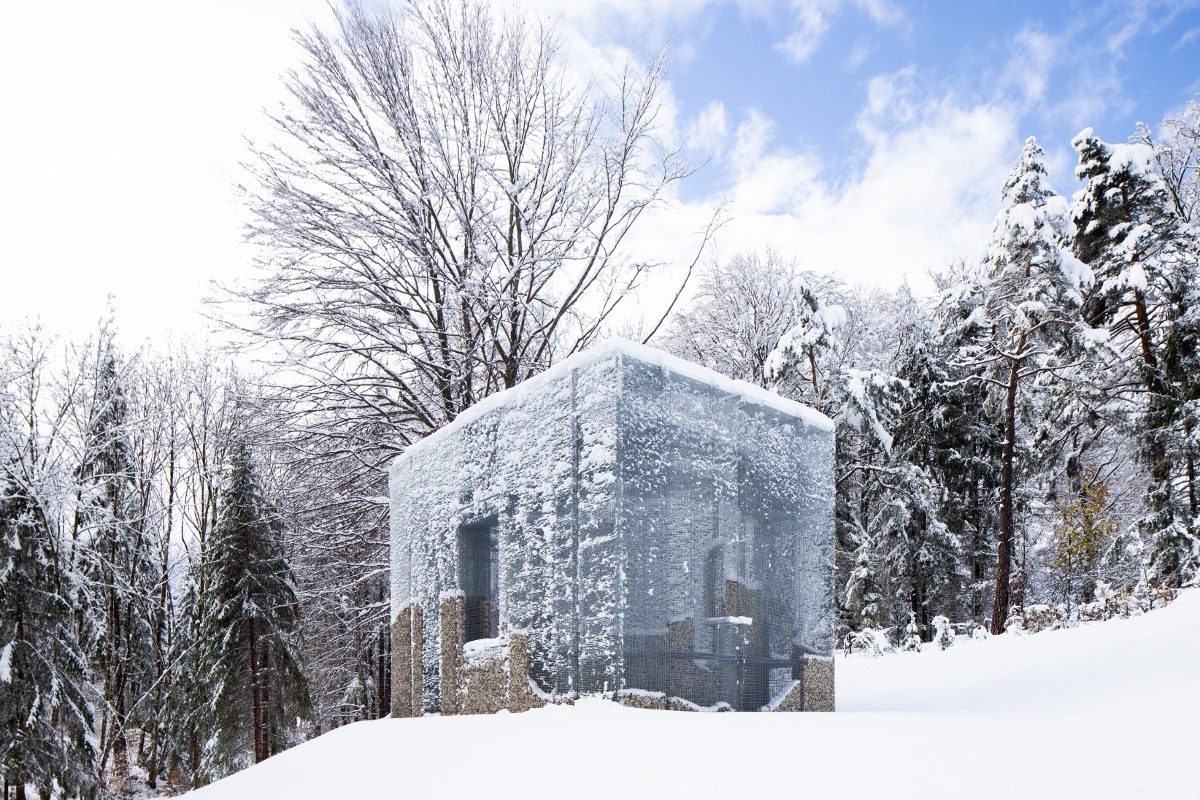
(392, 349, 832, 711)
(615, 358, 830, 710)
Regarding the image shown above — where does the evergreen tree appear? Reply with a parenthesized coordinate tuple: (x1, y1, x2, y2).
(883, 328, 965, 633)
(961, 137, 1090, 632)
(161, 574, 213, 791)
(931, 264, 1004, 623)
(931, 615, 955, 650)
(901, 611, 922, 652)
(201, 443, 309, 772)
(1050, 468, 1118, 609)
(1141, 269, 1200, 585)
(844, 541, 886, 630)
(1071, 129, 1200, 586)
(0, 464, 95, 800)
(73, 344, 156, 791)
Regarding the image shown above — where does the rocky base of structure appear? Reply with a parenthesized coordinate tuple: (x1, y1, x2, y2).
(768, 656, 835, 712)
(393, 598, 835, 715)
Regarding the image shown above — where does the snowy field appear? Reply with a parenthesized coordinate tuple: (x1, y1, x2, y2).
(184, 591, 1200, 800)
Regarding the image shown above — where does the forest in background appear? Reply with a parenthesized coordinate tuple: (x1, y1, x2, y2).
(2, 1, 1199, 797)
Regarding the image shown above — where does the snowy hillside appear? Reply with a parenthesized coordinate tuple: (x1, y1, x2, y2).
(183, 592, 1200, 800)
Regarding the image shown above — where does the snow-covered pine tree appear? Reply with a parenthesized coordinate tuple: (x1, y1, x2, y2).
(201, 442, 309, 771)
(882, 322, 965, 634)
(902, 611, 922, 652)
(844, 540, 886, 631)
(0, 460, 95, 800)
(1141, 266, 1200, 585)
(963, 137, 1091, 633)
(1071, 128, 1200, 587)
(72, 339, 157, 792)
(931, 615, 955, 650)
(931, 267, 1004, 624)
(161, 573, 213, 791)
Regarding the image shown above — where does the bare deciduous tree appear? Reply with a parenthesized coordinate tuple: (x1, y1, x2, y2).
(231, 0, 712, 455)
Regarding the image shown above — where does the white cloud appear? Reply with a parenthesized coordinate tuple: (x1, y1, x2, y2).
(775, 0, 907, 64)
(1002, 27, 1058, 106)
(630, 67, 1020, 296)
(775, 0, 836, 62)
(1100, 0, 1196, 56)
(1172, 25, 1200, 50)
(686, 101, 730, 157)
(845, 39, 873, 71)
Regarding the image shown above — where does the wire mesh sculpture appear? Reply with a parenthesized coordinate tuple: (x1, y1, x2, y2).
(390, 341, 835, 714)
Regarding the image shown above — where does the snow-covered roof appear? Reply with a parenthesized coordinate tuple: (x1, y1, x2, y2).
(397, 338, 833, 465)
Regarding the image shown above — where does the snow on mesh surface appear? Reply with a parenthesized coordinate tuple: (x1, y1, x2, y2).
(390, 339, 836, 710)
(400, 338, 832, 465)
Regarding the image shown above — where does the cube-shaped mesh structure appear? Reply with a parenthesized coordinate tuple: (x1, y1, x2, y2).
(390, 340, 835, 713)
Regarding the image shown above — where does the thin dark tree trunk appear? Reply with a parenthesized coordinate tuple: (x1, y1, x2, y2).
(250, 618, 264, 763)
(992, 351, 1021, 634)
(376, 624, 387, 718)
(261, 642, 271, 759)
(1132, 289, 1156, 370)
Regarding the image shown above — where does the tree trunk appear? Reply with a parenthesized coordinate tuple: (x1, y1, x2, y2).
(250, 618, 264, 763)
(377, 623, 390, 718)
(261, 642, 271, 759)
(1132, 289, 1156, 369)
(991, 354, 1020, 634)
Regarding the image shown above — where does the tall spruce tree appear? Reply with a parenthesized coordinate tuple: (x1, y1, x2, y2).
(1071, 129, 1200, 586)
(161, 575, 212, 791)
(0, 463, 95, 800)
(962, 137, 1090, 632)
(73, 344, 156, 792)
(931, 273, 1004, 623)
(882, 330, 964, 632)
(201, 443, 308, 771)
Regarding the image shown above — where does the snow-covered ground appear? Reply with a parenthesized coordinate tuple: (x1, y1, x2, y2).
(185, 591, 1200, 800)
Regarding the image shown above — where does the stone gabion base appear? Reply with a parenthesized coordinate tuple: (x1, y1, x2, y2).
(439, 594, 465, 716)
(452, 627, 548, 715)
(617, 690, 734, 712)
(617, 690, 668, 710)
(460, 643, 509, 715)
(800, 655, 835, 712)
(770, 655, 835, 712)
(505, 632, 547, 713)
(390, 601, 424, 718)
(390, 605, 412, 718)
(400, 602, 836, 716)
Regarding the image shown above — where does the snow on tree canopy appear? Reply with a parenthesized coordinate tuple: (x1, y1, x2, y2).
(389, 339, 835, 712)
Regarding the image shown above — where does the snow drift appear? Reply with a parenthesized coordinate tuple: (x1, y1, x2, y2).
(181, 590, 1200, 800)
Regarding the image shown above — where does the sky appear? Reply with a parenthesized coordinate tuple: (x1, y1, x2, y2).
(1, 0, 1198, 345)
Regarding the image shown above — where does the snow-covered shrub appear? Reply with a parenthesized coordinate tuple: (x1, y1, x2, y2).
(971, 624, 989, 641)
(1115, 589, 1143, 618)
(1024, 604, 1063, 633)
(1003, 606, 1025, 635)
(1093, 580, 1116, 620)
(901, 611, 922, 652)
(931, 615, 955, 650)
(1148, 584, 1177, 610)
(846, 627, 893, 657)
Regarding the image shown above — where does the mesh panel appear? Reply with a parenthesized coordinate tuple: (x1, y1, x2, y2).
(616, 359, 808, 710)
(390, 347, 834, 712)
(460, 520, 498, 642)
